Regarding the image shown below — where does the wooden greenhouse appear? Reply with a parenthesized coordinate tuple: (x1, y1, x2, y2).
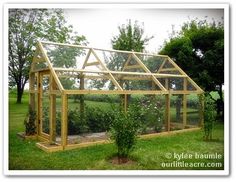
(29, 41, 204, 152)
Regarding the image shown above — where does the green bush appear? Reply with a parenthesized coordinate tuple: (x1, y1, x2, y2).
(24, 105, 36, 135)
(129, 96, 164, 134)
(67, 107, 89, 134)
(203, 95, 217, 140)
(110, 111, 138, 158)
(53, 106, 115, 135)
(86, 106, 115, 133)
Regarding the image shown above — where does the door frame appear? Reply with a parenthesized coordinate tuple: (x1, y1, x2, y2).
(38, 70, 50, 140)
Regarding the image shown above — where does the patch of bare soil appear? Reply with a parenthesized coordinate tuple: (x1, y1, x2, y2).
(110, 156, 136, 165)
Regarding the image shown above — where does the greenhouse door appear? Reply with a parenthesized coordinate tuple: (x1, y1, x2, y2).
(38, 71, 50, 141)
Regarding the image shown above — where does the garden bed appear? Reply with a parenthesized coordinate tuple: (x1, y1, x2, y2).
(36, 127, 201, 152)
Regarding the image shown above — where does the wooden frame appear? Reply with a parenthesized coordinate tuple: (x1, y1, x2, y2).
(28, 41, 204, 152)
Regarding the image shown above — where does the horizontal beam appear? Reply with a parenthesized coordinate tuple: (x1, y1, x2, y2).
(170, 90, 204, 94)
(63, 89, 202, 95)
(159, 68, 178, 72)
(34, 57, 45, 63)
(49, 90, 61, 95)
(64, 89, 169, 95)
(54, 68, 187, 78)
(84, 61, 100, 67)
(123, 64, 142, 70)
(58, 74, 154, 81)
(40, 41, 169, 58)
(30, 68, 50, 73)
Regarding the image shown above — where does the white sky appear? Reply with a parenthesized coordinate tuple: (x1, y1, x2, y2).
(64, 8, 223, 53)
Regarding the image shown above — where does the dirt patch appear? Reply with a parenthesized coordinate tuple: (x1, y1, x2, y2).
(110, 156, 136, 165)
(59, 132, 109, 144)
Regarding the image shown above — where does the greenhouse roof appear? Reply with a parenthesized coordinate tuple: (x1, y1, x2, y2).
(30, 41, 204, 95)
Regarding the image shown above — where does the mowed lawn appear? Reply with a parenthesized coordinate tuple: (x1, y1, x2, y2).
(9, 92, 224, 170)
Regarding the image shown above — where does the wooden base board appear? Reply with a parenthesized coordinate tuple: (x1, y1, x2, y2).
(35, 127, 201, 152)
(139, 127, 201, 139)
(17, 132, 37, 140)
(36, 142, 63, 152)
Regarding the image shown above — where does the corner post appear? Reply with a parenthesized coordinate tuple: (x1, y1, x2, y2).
(49, 75, 56, 144)
(79, 73, 85, 119)
(61, 93, 68, 149)
(198, 93, 205, 127)
(183, 78, 187, 128)
(165, 93, 171, 131)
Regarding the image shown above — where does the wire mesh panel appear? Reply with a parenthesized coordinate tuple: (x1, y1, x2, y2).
(135, 54, 168, 73)
(187, 79, 197, 91)
(55, 96, 62, 144)
(187, 94, 200, 127)
(42, 43, 89, 69)
(94, 50, 133, 72)
(112, 73, 162, 91)
(66, 94, 120, 144)
(41, 74, 50, 135)
(129, 94, 165, 134)
(170, 95, 183, 130)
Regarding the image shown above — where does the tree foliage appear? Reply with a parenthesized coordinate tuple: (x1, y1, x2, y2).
(110, 111, 139, 161)
(109, 19, 153, 70)
(111, 19, 153, 52)
(9, 9, 87, 103)
(160, 19, 224, 119)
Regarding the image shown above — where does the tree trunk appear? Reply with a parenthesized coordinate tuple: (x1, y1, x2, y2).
(16, 84, 24, 104)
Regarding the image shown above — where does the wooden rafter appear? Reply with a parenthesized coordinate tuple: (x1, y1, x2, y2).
(132, 53, 167, 91)
(82, 49, 92, 69)
(38, 42, 64, 91)
(90, 48, 123, 90)
(167, 57, 204, 92)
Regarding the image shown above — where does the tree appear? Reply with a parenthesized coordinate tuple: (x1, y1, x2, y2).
(160, 19, 224, 120)
(112, 20, 153, 52)
(9, 9, 87, 103)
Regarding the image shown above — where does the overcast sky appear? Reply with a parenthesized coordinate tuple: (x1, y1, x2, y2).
(64, 8, 223, 53)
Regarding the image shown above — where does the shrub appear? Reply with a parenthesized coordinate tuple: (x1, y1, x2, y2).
(110, 111, 139, 159)
(68, 107, 89, 134)
(86, 106, 115, 133)
(129, 96, 164, 134)
(24, 105, 36, 135)
(203, 95, 217, 140)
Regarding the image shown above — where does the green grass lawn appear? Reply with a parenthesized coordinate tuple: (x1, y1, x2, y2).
(9, 92, 224, 170)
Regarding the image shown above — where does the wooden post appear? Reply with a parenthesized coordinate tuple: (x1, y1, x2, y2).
(49, 75, 56, 144)
(183, 78, 187, 128)
(124, 94, 128, 112)
(183, 95, 187, 128)
(165, 93, 171, 131)
(79, 74, 85, 119)
(61, 94, 68, 149)
(165, 78, 168, 89)
(35, 72, 40, 136)
(198, 93, 204, 127)
(38, 73, 43, 135)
